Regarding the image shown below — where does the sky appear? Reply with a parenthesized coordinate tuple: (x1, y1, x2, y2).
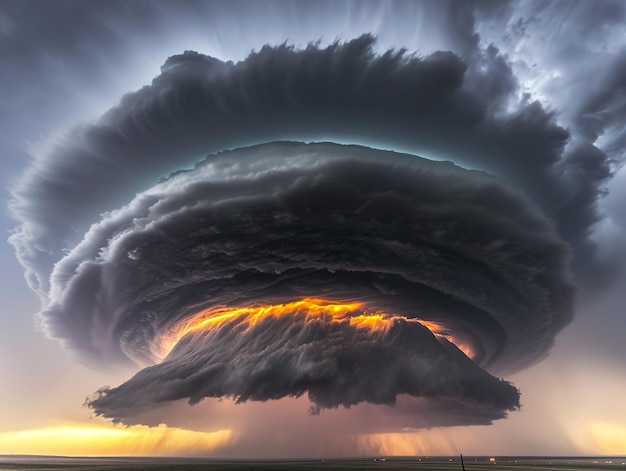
(1, 0, 626, 458)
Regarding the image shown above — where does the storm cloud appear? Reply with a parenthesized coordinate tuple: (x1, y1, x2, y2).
(8, 35, 610, 428)
(9, 36, 608, 295)
(43, 142, 571, 423)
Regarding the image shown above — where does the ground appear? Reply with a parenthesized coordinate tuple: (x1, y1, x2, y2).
(1, 457, 626, 471)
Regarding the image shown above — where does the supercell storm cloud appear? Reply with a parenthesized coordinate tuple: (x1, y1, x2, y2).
(9, 36, 609, 428)
(77, 142, 572, 424)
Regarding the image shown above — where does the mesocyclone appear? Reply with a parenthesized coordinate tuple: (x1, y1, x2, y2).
(40, 142, 574, 424)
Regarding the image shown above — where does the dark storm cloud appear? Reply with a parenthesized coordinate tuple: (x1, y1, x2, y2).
(38, 142, 572, 423)
(575, 53, 626, 160)
(8, 32, 614, 428)
(468, 1, 626, 285)
(9, 35, 607, 297)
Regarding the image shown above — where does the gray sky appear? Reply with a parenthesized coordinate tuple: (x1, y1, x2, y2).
(1, 0, 625, 457)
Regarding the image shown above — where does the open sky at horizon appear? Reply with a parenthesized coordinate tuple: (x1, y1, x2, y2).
(1, 0, 625, 458)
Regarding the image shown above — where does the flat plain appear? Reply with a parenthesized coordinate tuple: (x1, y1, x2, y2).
(1, 456, 626, 471)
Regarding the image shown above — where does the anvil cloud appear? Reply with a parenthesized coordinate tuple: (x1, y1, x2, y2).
(7, 36, 610, 429)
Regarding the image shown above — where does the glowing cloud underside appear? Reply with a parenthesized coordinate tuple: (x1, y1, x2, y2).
(153, 298, 473, 361)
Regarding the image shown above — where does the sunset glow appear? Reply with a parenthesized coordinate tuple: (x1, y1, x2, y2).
(153, 298, 474, 362)
(567, 422, 626, 455)
(0, 424, 233, 456)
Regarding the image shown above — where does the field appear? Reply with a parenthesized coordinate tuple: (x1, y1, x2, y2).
(1, 456, 626, 471)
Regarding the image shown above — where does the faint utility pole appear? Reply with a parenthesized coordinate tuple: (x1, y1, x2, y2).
(460, 454, 466, 471)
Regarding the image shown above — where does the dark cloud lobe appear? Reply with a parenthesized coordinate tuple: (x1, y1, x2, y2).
(89, 310, 520, 425)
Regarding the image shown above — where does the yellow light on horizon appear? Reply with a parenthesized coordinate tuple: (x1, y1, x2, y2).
(585, 422, 626, 455)
(0, 424, 233, 457)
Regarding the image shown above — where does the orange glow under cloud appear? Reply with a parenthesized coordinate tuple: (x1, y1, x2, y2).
(152, 298, 474, 361)
(0, 424, 233, 456)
